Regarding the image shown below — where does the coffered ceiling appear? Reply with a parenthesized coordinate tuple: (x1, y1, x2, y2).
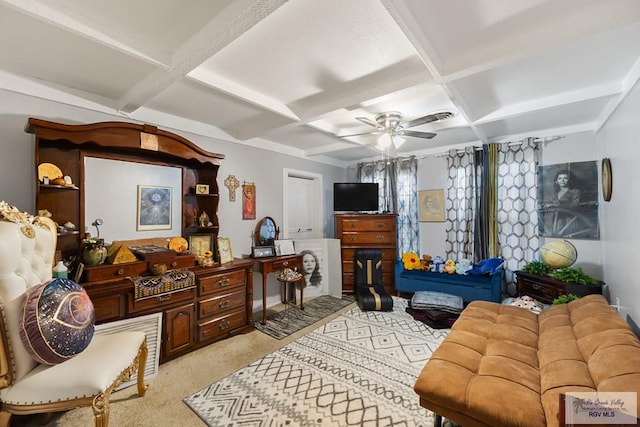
(1, 0, 639, 165)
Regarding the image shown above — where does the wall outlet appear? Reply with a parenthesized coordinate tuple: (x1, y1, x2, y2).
(612, 297, 621, 312)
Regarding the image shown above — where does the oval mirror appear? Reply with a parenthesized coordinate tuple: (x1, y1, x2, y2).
(254, 216, 277, 247)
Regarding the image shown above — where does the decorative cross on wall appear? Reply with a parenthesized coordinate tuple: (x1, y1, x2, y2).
(224, 174, 240, 201)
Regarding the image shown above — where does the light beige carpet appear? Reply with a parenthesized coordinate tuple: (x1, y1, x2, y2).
(11, 299, 357, 427)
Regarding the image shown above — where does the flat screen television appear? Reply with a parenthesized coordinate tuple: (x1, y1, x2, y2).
(333, 182, 379, 212)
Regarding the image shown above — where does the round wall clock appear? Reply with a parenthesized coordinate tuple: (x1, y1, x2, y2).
(601, 158, 612, 201)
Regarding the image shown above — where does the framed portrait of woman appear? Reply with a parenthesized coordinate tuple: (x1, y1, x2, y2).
(418, 189, 445, 222)
(537, 161, 599, 240)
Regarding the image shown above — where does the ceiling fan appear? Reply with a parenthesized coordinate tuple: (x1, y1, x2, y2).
(338, 111, 453, 149)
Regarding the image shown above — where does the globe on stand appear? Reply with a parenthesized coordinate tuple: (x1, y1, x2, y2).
(540, 240, 577, 269)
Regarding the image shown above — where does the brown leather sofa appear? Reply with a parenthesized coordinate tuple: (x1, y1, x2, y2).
(414, 294, 640, 427)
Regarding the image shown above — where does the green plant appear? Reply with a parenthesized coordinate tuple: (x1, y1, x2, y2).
(552, 294, 580, 305)
(521, 260, 552, 275)
(552, 267, 596, 285)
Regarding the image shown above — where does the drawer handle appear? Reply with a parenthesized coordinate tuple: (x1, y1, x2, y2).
(218, 321, 230, 331)
(157, 294, 171, 302)
(171, 261, 177, 267)
(117, 269, 124, 275)
(348, 236, 357, 241)
(218, 278, 230, 287)
(532, 284, 541, 290)
(218, 300, 229, 309)
(376, 235, 384, 240)
(376, 223, 384, 228)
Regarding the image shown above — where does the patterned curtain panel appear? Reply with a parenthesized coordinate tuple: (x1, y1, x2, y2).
(357, 160, 388, 211)
(496, 138, 540, 292)
(357, 156, 418, 256)
(445, 147, 479, 261)
(394, 156, 418, 255)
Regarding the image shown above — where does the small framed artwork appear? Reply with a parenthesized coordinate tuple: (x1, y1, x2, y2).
(137, 185, 172, 230)
(274, 239, 295, 256)
(217, 237, 233, 264)
(188, 233, 213, 257)
(252, 245, 276, 258)
(195, 184, 209, 195)
(419, 189, 445, 222)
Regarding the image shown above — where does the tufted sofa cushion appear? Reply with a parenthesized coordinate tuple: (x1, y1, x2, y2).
(414, 294, 640, 427)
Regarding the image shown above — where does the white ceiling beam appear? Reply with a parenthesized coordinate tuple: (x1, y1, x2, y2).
(290, 58, 433, 123)
(187, 68, 299, 121)
(476, 81, 622, 124)
(594, 55, 640, 132)
(116, 0, 287, 113)
(0, 0, 170, 67)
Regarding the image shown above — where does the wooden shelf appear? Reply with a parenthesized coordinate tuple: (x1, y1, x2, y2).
(39, 183, 79, 190)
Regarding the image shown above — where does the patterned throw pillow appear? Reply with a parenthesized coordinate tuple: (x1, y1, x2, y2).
(19, 278, 95, 365)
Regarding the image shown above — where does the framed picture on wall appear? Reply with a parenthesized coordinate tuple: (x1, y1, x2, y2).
(137, 185, 172, 230)
(537, 161, 599, 239)
(419, 189, 445, 222)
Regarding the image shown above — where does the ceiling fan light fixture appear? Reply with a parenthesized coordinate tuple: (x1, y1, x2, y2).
(393, 135, 406, 149)
(376, 134, 392, 150)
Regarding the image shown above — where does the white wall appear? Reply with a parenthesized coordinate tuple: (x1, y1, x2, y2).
(539, 131, 602, 280)
(597, 80, 640, 329)
(0, 89, 346, 312)
(418, 156, 448, 257)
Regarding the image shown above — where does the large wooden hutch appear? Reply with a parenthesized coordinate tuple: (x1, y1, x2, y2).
(28, 118, 254, 362)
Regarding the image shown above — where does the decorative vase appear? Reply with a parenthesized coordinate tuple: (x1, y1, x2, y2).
(82, 239, 107, 266)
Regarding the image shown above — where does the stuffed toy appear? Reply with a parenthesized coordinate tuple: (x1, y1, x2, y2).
(420, 254, 432, 271)
(467, 257, 505, 276)
(444, 259, 456, 274)
(456, 258, 473, 275)
(402, 252, 421, 270)
(431, 255, 444, 272)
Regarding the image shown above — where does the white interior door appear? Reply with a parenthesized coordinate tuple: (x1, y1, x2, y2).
(283, 169, 322, 240)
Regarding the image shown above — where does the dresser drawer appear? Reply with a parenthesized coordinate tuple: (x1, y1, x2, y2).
(199, 270, 245, 296)
(197, 309, 246, 342)
(149, 254, 195, 272)
(268, 257, 299, 271)
(198, 289, 245, 319)
(83, 261, 147, 282)
(340, 231, 395, 245)
(517, 278, 560, 303)
(341, 248, 396, 263)
(128, 287, 196, 314)
(339, 218, 396, 232)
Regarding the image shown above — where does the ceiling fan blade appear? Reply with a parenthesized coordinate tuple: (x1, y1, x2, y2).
(338, 130, 383, 138)
(355, 117, 380, 128)
(401, 130, 437, 139)
(403, 111, 453, 129)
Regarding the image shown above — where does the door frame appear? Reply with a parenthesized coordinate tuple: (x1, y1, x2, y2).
(282, 168, 323, 239)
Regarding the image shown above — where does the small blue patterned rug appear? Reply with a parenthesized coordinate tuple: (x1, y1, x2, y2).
(184, 297, 449, 426)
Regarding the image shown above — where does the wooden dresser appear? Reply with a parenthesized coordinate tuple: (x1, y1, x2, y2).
(83, 258, 254, 362)
(335, 213, 398, 295)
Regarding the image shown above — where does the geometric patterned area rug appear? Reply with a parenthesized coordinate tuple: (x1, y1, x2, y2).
(184, 297, 449, 426)
(254, 294, 356, 339)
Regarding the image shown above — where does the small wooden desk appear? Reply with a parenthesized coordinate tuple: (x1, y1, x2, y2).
(253, 254, 305, 325)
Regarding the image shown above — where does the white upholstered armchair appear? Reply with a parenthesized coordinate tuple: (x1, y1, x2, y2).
(0, 203, 147, 426)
